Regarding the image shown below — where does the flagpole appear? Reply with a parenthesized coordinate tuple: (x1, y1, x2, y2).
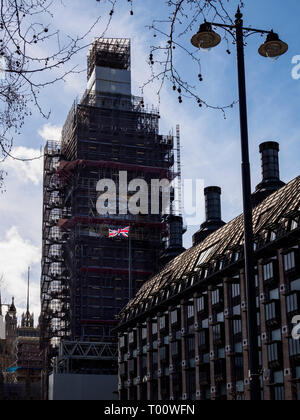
(129, 231, 132, 300)
(109, 226, 132, 300)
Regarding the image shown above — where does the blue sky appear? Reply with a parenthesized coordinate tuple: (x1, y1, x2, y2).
(0, 0, 299, 318)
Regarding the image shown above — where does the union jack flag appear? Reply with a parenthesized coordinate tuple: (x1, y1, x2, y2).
(109, 226, 130, 239)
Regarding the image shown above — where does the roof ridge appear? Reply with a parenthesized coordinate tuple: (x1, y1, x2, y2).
(124, 176, 300, 313)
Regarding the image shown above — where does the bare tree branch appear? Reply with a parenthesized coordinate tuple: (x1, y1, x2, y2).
(0, 0, 123, 187)
(0, 0, 243, 188)
(141, 0, 245, 116)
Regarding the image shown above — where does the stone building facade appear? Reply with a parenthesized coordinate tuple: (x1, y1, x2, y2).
(117, 143, 300, 401)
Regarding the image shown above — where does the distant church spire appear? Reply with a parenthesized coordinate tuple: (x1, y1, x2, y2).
(5, 296, 17, 342)
(21, 267, 34, 328)
(26, 266, 30, 316)
(9, 297, 16, 314)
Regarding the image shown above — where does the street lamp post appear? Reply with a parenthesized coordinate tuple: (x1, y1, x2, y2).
(235, 10, 261, 401)
(191, 8, 288, 401)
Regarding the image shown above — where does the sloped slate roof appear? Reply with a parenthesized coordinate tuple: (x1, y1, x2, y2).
(120, 176, 300, 322)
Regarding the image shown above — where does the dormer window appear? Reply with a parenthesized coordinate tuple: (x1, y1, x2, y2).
(233, 251, 240, 262)
(291, 220, 298, 230)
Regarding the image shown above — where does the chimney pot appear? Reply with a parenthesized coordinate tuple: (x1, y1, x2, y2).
(204, 186, 222, 222)
(253, 141, 285, 206)
(193, 186, 225, 246)
(259, 141, 280, 182)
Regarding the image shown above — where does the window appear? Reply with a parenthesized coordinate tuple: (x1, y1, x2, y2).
(272, 329, 281, 342)
(171, 310, 178, 324)
(129, 331, 135, 344)
(203, 353, 210, 364)
(269, 288, 279, 300)
(159, 316, 166, 330)
(263, 262, 274, 281)
(289, 338, 300, 357)
(291, 220, 298, 230)
(232, 283, 241, 298)
(218, 348, 225, 359)
(284, 252, 296, 272)
(188, 305, 194, 319)
(257, 312, 261, 327)
(212, 289, 219, 305)
(291, 279, 300, 291)
(187, 337, 195, 354)
(197, 296, 206, 313)
(234, 342, 243, 353)
(142, 328, 147, 340)
(217, 312, 224, 323)
(233, 319, 242, 335)
(152, 323, 158, 335)
(273, 370, 284, 384)
(171, 341, 179, 356)
(202, 319, 209, 329)
(213, 324, 224, 343)
(287, 293, 299, 313)
(196, 244, 217, 266)
(199, 330, 208, 348)
(120, 336, 126, 348)
(188, 324, 194, 335)
(236, 380, 245, 395)
(273, 385, 285, 401)
(212, 288, 223, 306)
(234, 356, 244, 380)
(233, 305, 241, 316)
(159, 347, 167, 360)
(267, 343, 280, 363)
(265, 302, 278, 322)
(129, 359, 135, 373)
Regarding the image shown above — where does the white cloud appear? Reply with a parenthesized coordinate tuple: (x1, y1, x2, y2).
(0, 146, 42, 324)
(3, 146, 43, 185)
(0, 227, 41, 321)
(38, 123, 62, 141)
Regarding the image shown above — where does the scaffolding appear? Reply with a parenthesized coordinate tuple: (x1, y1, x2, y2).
(171, 124, 183, 217)
(42, 115, 174, 362)
(87, 38, 131, 80)
(61, 91, 165, 163)
(41, 38, 179, 385)
(41, 141, 71, 367)
(54, 341, 118, 374)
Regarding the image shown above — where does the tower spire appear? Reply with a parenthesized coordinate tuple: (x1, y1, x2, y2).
(22, 267, 33, 328)
(26, 266, 30, 316)
(10, 296, 16, 313)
